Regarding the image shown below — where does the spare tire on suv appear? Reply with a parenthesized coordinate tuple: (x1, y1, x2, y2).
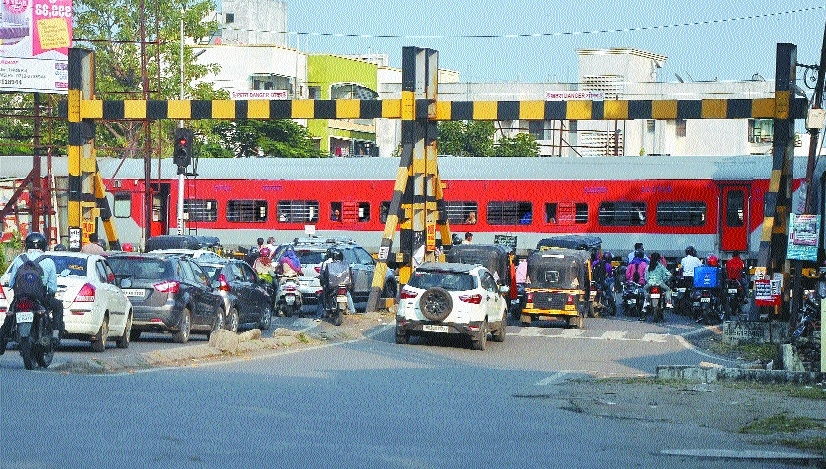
(419, 287, 453, 322)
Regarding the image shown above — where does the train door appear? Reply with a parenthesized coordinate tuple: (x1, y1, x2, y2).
(150, 183, 170, 237)
(720, 184, 749, 252)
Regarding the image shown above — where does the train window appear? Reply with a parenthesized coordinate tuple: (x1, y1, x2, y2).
(726, 190, 745, 227)
(656, 201, 707, 227)
(380, 201, 391, 223)
(486, 201, 532, 226)
(277, 200, 319, 223)
(545, 203, 557, 224)
(358, 202, 370, 222)
(331, 202, 342, 221)
(575, 203, 588, 224)
(227, 200, 268, 223)
(113, 192, 131, 218)
(183, 199, 218, 222)
(444, 201, 478, 225)
(598, 201, 647, 226)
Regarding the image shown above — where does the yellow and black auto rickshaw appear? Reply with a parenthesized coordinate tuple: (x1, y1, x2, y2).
(521, 248, 592, 329)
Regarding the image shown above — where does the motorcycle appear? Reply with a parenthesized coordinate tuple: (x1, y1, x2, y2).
(724, 278, 745, 320)
(323, 285, 349, 326)
(793, 291, 821, 339)
(594, 280, 616, 317)
(621, 281, 644, 318)
(275, 276, 303, 317)
(673, 276, 693, 316)
(4, 297, 55, 370)
(644, 285, 666, 322)
(692, 287, 722, 325)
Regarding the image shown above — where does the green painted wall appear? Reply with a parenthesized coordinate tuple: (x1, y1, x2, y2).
(307, 54, 378, 155)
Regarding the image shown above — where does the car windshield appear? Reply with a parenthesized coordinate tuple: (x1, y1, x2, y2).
(198, 264, 223, 280)
(295, 250, 325, 265)
(408, 271, 475, 291)
(44, 256, 87, 276)
(108, 257, 171, 280)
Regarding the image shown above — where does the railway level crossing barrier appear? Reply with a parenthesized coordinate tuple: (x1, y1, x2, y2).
(61, 44, 807, 313)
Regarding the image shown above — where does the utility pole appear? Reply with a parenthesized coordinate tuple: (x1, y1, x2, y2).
(804, 20, 826, 214)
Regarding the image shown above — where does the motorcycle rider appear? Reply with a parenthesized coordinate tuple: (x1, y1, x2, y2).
(725, 251, 746, 288)
(0, 232, 63, 354)
(592, 251, 615, 314)
(316, 248, 355, 320)
(275, 246, 303, 278)
(642, 251, 673, 320)
(694, 254, 724, 323)
(625, 249, 648, 285)
(252, 247, 275, 284)
(679, 245, 702, 282)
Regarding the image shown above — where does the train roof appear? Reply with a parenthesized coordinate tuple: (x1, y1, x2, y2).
(0, 154, 809, 182)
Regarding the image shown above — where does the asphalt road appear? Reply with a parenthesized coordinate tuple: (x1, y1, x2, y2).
(0, 312, 800, 468)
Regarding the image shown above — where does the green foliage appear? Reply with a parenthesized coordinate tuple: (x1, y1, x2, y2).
(0, 93, 68, 156)
(437, 121, 495, 157)
(739, 414, 823, 435)
(209, 120, 323, 158)
(438, 122, 539, 157)
(493, 133, 540, 157)
(73, 0, 222, 158)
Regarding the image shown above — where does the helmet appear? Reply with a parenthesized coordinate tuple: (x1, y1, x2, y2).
(634, 248, 645, 259)
(685, 245, 697, 257)
(332, 249, 344, 262)
(602, 251, 612, 262)
(122, 243, 134, 252)
(706, 255, 719, 267)
(259, 247, 271, 258)
(24, 232, 47, 251)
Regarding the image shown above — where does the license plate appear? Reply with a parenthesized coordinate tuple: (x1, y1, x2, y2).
(16, 311, 33, 323)
(628, 299, 636, 304)
(650, 293, 661, 299)
(701, 297, 711, 303)
(423, 324, 449, 333)
(728, 289, 738, 294)
(677, 288, 686, 293)
(336, 294, 347, 303)
(285, 295, 295, 305)
(123, 289, 145, 298)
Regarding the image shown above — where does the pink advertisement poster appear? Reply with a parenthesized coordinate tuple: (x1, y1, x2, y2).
(0, 0, 72, 93)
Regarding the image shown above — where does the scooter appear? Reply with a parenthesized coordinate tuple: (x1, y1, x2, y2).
(323, 285, 349, 326)
(275, 276, 303, 317)
(644, 285, 666, 322)
(4, 297, 55, 370)
(692, 287, 722, 325)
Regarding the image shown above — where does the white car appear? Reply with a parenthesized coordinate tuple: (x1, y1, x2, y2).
(0, 252, 133, 352)
(395, 262, 508, 350)
(148, 249, 223, 261)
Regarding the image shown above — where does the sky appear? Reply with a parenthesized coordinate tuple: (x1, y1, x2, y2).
(278, 0, 826, 86)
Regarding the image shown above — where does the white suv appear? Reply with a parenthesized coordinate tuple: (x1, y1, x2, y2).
(395, 262, 508, 350)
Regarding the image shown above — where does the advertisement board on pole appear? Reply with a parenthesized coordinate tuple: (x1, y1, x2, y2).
(787, 213, 820, 262)
(0, 0, 72, 94)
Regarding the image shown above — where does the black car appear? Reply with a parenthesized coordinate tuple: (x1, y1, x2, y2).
(195, 258, 274, 332)
(107, 253, 224, 343)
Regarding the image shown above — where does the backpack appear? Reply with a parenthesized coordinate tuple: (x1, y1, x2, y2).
(13, 254, 48, 302)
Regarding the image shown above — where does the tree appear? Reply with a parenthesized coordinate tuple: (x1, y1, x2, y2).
(210, 120, 323, 158)
(437, 121, 496, 157)
(493, 133, 540, 157)
(73, 0, 222, 158)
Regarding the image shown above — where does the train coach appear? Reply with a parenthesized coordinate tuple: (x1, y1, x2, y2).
(0, 154, 812, 261)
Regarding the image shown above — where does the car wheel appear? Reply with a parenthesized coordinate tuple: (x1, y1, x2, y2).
(258, 306, 272, 331)
(116, 312, 132, 349)
(227, 308, 239, 333)
(207, 307, 223, 338)
(471, 320, 487, 350)
(173, 308, 191, 344)
(91, 315, 109, 352)
(419, 287, 453, 322)
(492, 319, 506, 342)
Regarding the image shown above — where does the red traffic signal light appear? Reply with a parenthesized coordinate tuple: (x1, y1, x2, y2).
(173, 128, 193, 168)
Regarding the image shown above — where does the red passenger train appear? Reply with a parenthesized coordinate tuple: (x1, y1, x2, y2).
(0, 155, 810, 260)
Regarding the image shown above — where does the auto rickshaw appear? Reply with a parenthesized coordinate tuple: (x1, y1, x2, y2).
(444, 243, 511, 289)
(521, 248, 592, 329)
(536, 235, 602, 309)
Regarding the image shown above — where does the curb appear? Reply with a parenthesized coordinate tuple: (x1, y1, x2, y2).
(656, 364, 826, 384)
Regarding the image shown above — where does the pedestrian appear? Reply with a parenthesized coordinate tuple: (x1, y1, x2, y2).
(464, 232, 473, 244)
(81, 232, 106, 255)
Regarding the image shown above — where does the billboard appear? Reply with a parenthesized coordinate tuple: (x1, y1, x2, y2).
(0, 0, 72, 94)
